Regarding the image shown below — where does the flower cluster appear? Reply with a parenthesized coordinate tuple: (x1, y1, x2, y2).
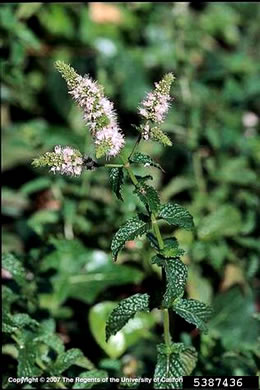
(138, 73, 175, 145)
(55, 61, 125, 159)
(32, 145, 84, 177)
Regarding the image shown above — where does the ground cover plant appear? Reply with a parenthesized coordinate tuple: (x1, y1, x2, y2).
(1, 2, 260, 389)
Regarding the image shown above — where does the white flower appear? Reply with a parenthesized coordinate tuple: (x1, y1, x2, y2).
(50, 145, 84, 177)
(95, 125, 125, 158)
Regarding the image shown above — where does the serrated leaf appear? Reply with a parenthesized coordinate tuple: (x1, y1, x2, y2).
(89, 301, 155, 359)
(109, 167, 124, 201)
(18, 332, 42, 377)
(130, 152, 163, 171)
(159, 203, 194, 231)
(161, 238, 185, 258)
(35, 333, 65, 355)
(73, 370, 108, 389)
(3, 312, 39, 334)
(12, 314, 39, 329)
(106, 293, 150, 341)
(152, 256, 188, 307)
(147, 235, 185, 258)
(111, 214, 149, 260)
(2, 253, 26, 287)
(173, 298, 213, 332)
(2, 311, 17, 333)
(51, 348, 84, 375)
(154, 343, 197, 389)
(135, 183, 160, 213)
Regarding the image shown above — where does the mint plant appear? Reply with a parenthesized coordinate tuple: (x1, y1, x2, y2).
(31, 61, 213, 388)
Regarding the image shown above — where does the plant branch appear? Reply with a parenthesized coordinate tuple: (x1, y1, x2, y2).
(120, 149, 172, 350)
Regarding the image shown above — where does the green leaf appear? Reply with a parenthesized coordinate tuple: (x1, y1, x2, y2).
(147, 232, 160, 250)
(160, 238, 185, 258)
(154, 343, 197, 389)
(18, 332, 42, 377)
(2, 286, 18, 309)
(111, 214, 149, 260)
(147, 235, 185, 258)
(130, 152, 163, 171)
(2, 310, 39, 333)
(150, 127, 172, 147)
(89, 302, 155, 359)
(173, 299, 213, 332)
(12, 314, 39, 329)
(198, 205, 242, 241)
(109, 167, 124, 201)
(72, 370, 108, 389)
(51, 348, 84, 375)
(159, 203, 194, 231)
(27, 209, 59, 236)
(20, 177, 52, 195)
(152, 256, 188, 307)
(2, 311, 17, 334)
(209, 287, 259, 350)
(106, 293, 150, 341)
(135, 183, 160, 213)
(2, 253, 26, 287)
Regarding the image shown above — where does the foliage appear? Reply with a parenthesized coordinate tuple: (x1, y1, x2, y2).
(1, 2, 260, 388)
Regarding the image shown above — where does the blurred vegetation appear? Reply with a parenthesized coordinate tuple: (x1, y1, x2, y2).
(1, 2, 260, 387)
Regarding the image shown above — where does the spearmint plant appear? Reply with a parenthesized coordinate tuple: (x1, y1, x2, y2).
(32, 61, 213, 388)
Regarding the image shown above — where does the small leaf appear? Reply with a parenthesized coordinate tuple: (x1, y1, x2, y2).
(109, 167, 124, 201)
(51, 348, 84, 375)
(135, 183, 160, 213)
(12, 314, 39, 329)
(152, 256, 188, 307)
(154, 343, 197, 389)
(35, 329, 65, 355)
(106, 293, 150, 341)
(150, 127, 172, 147)
(160, 238, 185, 258)
(18, 333, 42, 377)
(130, 152, 164, 171)
(2, 253, 26, 287)
(2, 311, 17, 334)
(159, 203, 194, 231)
(147, 235, 185, 258)
(173, 298, 213, 332)
(73, 370, 108, 389)
(147, 232, 160, 250)
(111, 214, 149, 260)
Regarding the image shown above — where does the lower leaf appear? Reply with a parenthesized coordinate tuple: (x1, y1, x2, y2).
(154, 343, 197, 389)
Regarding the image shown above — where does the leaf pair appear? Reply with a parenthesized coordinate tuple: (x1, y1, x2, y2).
(154, 343, 197, 389)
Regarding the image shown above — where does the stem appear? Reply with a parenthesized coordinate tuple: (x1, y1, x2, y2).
(151, 213, 164, 250)
(120, 152, 139, 186)
(104, 163, 123, 168)
(163, 308, 172, 347)
(120, 150, 172, 349)
(129, 134, 142, 159)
